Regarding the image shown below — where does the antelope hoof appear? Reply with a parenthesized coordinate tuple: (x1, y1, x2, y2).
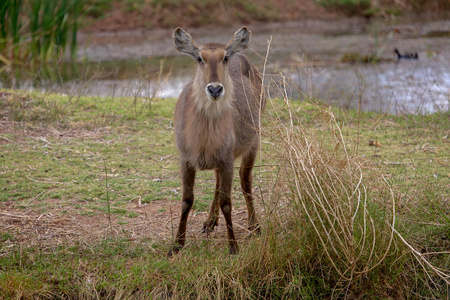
(248, 224, 261, 235)
(168, 244, 183, 257)
(202, 218, 218, 234)
(229, 242, 239, 255)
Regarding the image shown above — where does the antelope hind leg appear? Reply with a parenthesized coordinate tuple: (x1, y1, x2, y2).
(240, 147, 260, 234)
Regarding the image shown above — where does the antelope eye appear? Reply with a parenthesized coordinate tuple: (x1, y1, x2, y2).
(223, 56, 229, 63)
(197, 57, 202, 63)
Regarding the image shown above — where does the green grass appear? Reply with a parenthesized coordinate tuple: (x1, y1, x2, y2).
(0, 89, 449, 298)
(0, 90, 177, 213)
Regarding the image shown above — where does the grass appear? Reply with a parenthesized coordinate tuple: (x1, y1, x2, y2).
(0, 87, 449, 298)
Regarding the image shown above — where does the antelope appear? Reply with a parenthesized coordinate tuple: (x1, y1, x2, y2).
(170, 27, 265, 255)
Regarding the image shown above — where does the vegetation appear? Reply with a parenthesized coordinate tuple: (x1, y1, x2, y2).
(0, 0, 448, 297)
(315, 0, 450, 17)
(122, 0, 279, 28)
(0, 0, 448, 68)
(85, 0, 113, 18)
(81, 0, 450, 32)
(315, 0, 372, 16)
(340, 52, 382, 64)
(0, 0, 81, 66)
(0, 86, 448, 298)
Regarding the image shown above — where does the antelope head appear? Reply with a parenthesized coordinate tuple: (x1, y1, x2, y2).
(173, 27, 251, 102)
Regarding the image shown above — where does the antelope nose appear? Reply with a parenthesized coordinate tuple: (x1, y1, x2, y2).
(207, 85, 223, 99)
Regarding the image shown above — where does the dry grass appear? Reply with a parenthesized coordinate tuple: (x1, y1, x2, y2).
(233, 81, 396, 297)
(240, 73, 449, 297)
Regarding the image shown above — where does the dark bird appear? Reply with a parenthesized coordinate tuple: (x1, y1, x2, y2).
(394, 48, 418, 60)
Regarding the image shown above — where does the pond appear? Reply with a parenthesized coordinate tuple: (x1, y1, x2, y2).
(1, 18, 449, 114)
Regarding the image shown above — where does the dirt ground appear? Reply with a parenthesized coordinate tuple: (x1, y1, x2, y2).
(0, 195, 254, 251)
(0, 117, 260, 252)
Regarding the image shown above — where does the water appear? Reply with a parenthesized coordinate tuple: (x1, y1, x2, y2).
(288, 59, 450, 114)
(1, 18, 449, 114)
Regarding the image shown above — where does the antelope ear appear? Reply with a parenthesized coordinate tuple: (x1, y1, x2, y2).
(173, 27, 200, 60)
(225, 27, 251, 57)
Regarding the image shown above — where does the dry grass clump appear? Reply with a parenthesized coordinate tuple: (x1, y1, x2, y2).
(223, 76, 448, 298)
(241, 96, 397, 297)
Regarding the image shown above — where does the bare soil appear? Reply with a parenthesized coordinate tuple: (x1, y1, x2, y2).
(0, 193, 253, 251)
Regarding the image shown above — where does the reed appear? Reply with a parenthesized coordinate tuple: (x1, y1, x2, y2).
(0, 0, 82, 65)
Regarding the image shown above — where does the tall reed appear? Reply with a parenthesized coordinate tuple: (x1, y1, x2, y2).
(0, 0, 82, 65)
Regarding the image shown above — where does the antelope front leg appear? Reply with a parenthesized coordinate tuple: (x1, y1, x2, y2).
(169, 162, 196, 256)
(218, 162, 238, 254)
(203, 169, 220, 233)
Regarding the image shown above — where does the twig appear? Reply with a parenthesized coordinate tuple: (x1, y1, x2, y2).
(368, 102, 392, 130)
(393, 227, 450, 285)
(0, 212, 29, 218)
(257, 34, 272, 210)
(0, 136, 13, 143)
(351, 91, 362, 156)
(383, 161, 413, 166)
(421, 251, 450, 256)
(170, 205, 174, 239)
(27, 191, 44, 204)
(104, 163, 113, 233)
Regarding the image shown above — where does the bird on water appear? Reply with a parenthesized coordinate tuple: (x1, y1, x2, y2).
(394, 48, 418, 60)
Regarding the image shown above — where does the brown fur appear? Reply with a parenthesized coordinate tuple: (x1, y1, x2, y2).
(170, 27, 265, 255)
